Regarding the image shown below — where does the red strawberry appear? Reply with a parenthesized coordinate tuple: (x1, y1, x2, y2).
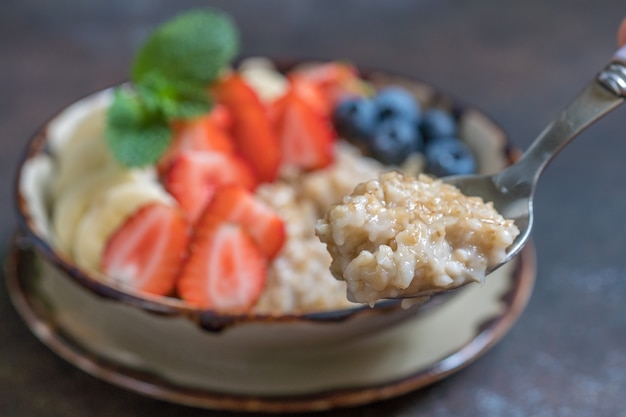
(101, 203, 189, 296)
(293, 62, 364, 105)
(177, 222, 267, 312)
(207, 103, 233, 132)
(286, 75, 331, 116)
(272, 89, 335, 170)
(164, 151, 257, 224)
(159, 114, 235, 173)
(198, 185, 285, 259)
(213, 75, 281, 183)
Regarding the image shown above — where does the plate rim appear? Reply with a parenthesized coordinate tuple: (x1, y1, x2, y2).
(4, 235, 536, 413)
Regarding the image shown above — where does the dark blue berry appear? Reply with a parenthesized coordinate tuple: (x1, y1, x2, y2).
(420, 108, 457, 142)
(374, 87, 421, 123)
(425, 137, 476, 177)
(332, 97, 377, 141)
(370, 118, 423, 165)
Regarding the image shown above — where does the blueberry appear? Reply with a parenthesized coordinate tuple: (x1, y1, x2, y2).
(369, 118, 423, 165)
(374, 87, 421, 123)
(332, 97, 377, 141)
(425, 137, 476, 177)
(420, 108, 457, 142)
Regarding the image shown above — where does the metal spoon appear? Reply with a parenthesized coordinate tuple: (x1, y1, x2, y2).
(445, 45, 626, 274)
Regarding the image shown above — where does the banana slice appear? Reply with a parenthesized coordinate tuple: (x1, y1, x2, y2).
(48, 89, 110, 155)
(52, 165, 138, 255)
(46, 90, 121, 199)
(51, 132, 115, 200)
(239, 57, 288, 102)
(72, 180, 174, 274)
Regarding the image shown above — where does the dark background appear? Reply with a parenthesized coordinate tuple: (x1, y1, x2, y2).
(2, 1, 626, 416)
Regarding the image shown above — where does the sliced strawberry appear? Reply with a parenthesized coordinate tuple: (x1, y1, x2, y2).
(213, 75, 281, 183)
(101, 203, 189, 296)
(207, 104, 233, 132)
(272, 90, 335, 171)
(198, 185, 285, 259)
(287, 75, 331, 116)
(177, 222, 267, 312)
(293, 62, 364, 105)
(164, 151, 257, 224)
(159, 114, 236, 173)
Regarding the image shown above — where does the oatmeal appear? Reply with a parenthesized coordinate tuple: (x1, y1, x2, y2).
(316, 171, 520, 305)
(254, 142, 386, 313)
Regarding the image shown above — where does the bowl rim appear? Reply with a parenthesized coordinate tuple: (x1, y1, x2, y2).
(13, 58, 514, 330)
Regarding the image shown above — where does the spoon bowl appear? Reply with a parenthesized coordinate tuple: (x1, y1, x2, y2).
(443, 171, 533, 274)
(445, 44, 626, 274)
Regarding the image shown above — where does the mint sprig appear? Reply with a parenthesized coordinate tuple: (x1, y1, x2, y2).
(106, 89, 172, 167)
(136, 72, 213, 120)
(106, 9, 239, 167)
(132, 10, 238, 86)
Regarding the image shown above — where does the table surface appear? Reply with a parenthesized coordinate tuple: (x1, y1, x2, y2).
(2, 1, 626, 416)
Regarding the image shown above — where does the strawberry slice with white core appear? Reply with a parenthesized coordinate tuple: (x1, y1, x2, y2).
(101, 203, 189, 296)
(159, 113, 235, 173)
(198, 185, 285, 259)
(164, 150, 257, 224)
(293, 62, 363, 105)
(286, 75, 331, 116)
(272, 91, 335, 170)
(207, 103, 233, 132)
(178, 222, 267, 312)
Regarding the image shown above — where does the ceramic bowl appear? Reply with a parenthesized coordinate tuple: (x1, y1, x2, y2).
(11, 61, 521, 410)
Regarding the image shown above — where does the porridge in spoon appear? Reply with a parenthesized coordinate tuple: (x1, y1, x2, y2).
(316, 171, 520, 305)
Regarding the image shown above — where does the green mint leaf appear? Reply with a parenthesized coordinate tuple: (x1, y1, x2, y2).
(105, 88, 172, 167)
(163, 97, 212, 119)
(132, 9, 239, 86)
(137, 72, 213, 120)
(105, 9, 239, 167)
(165, 82, 213, 119)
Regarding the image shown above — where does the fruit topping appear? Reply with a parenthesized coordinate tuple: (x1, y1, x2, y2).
(102, 202, 189, 296)
(332, 86, 424, 166)
(177, 222, 267, 312)
(158, 113, 236, 172)
(285, 75, 333, 117)
(271, 81, 335, 170)
(52, 167, 141, 255)
(330, 84, 476, 175)
(370, 118, 424, 166)
(239, 57, 289, 103)
(73, 180, 175, 274)
(198, 185, 285, 260)
(420, 108, 458, 143)
(164, 150, 257, 223)
(214, 74, 282, 183)
(332, 97, 377, 142)
(206, 104, 233, 132)
(425, 137, 476, 177)
(373, 86, 421, 124)
(294, 62, 365, 106)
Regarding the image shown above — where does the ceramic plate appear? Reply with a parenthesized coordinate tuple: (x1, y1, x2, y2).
(5, 234, 535, 413)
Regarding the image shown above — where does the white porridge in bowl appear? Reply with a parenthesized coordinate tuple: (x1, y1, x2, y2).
(254, 142, 386, 313)
(316, 171, 520, 305)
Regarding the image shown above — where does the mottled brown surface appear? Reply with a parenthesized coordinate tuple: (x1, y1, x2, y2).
(2, 1, 626, 416)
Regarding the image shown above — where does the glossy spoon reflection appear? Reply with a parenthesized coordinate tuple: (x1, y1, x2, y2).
(446, 44, 626, 275)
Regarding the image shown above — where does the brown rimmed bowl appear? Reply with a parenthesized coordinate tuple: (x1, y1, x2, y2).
(8, 60, 535, 412)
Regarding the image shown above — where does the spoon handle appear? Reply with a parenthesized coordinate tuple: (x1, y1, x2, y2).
(495, 44, 626, 192)
(612, 44, 626, 65)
